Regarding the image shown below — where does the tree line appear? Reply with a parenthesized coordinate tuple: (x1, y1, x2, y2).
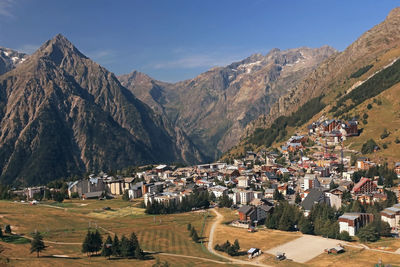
(82, 229, 144, 260)
(145, 187, 211, 214)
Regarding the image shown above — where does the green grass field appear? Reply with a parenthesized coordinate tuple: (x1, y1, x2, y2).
(0, 199, 224, 267)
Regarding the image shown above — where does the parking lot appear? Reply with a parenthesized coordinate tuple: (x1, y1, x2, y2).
(266, 235, 341, 263)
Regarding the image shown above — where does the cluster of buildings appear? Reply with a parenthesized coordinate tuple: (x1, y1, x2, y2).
(11, 114, 400, 240)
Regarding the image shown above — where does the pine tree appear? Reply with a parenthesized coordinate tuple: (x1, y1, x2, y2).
(101, 235, 113, 259)
(134, 245, 144, 260)
(112, 235, 121, 256)
(92, 229, 103, 255)
(30, 231, 46, 258)
(82, 230, 91, 256)
(233, 239, 240, 252)
(129, 232, 139, 257)
(120, 235, 130, 258)
(299, 216, 313, 234)
(191, 229, 199, 243)
(190, 227, 195, 237)
(187, 223, 191, 231)
(4, 225, 11, 234)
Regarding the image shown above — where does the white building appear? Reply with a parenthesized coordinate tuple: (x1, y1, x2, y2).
(381, 204, 400, 229)
(237, 176, 249, 188)
(339, 213, 374, 236)
(208, 185, 228, 198)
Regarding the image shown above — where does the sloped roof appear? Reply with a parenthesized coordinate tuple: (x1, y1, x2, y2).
(238, 205, 253, 215)
(301, 188, 327, 211)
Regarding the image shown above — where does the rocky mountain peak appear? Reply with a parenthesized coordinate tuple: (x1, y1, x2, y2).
(35, 34, 86, 64)
(386, 7, 400, 22)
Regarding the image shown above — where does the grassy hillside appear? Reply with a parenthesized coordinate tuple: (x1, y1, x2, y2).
(223, 47, 400, 162)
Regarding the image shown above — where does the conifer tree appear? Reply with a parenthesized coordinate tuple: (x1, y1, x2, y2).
(233, 239, 240, 251)
(4, 225, 11, 234)
(134, 245, 144, 260)
(30, 231, 46, 258)
(82, 230, 91, 257)
(190, 227, 195, 237)
(112, 235, 121, 256)
(92, 229, 103, 255)
(101, 235, 113, 259)
(120, 235, 130, 258)
(187, 223, 191, 231)
(191, 228, 199, 243)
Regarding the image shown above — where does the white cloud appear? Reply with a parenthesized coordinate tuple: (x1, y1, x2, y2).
(0, 0, 15, 18)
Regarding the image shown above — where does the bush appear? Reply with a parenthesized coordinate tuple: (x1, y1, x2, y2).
(339, 231, 352, 241)
(367, 103, 373, 110)
(361, 139, 378, 154)
(395, 137, 400, 144)
(357, 224, 379, 242)
(70, 192, 79, 199)
(380, 129, 390, 139)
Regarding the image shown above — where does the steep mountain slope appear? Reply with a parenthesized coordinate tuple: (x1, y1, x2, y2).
(120, 46, 336, 159)
(0, 47, 27, 75)
(225, 7, 400, 159)
(0, 34, 205, 186)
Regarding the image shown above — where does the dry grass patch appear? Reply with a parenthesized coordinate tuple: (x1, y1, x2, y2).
(214, 223, 302, 253)
(308, 246, 400, 267)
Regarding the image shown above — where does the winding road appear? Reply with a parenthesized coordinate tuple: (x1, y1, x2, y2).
(207, 209, 271, 267)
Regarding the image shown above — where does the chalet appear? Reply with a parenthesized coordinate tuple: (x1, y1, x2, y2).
(381, 203, 400, 229)
(339, 212, 374, 236)
(238, 205, 272, 224)
(142, 182, 164, 195)
(352, 178, 376, 195)
(128, 182, 143, 199)
(68, 178, 106, 198)
(301, 188, 329, 215)
(238, 205, 256, 222)
(325, 246, 345, 254)
(356, 157, 375, 170)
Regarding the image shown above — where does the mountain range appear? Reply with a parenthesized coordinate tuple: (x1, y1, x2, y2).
(1, 7, 400, 185)
(119, 46, 336, 159)
(0, 35, 205, 185)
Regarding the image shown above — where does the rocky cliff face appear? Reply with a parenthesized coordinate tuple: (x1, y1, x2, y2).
(0, 34, 205, 185)
(120, 46, 336, 159)
(0, 47, 27, 75)
(244, 7, 400, 137)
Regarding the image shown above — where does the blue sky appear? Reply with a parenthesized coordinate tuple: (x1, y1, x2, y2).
(0, 0, 398, 82)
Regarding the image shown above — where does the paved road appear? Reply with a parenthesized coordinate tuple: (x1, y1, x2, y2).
(208, 209, 271, 267)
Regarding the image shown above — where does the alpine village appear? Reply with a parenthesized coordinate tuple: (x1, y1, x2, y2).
(2, 3, 400, 267)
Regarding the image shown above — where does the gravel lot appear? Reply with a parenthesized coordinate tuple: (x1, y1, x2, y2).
(266, 235, 341, 263)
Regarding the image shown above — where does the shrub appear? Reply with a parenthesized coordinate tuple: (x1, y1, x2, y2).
(367, 104, 373, 110)
(380, 129, 390, 139)
(361, 139, 378, 154)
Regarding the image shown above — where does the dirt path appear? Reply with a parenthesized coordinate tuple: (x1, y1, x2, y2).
(208, 209, 271, 267)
